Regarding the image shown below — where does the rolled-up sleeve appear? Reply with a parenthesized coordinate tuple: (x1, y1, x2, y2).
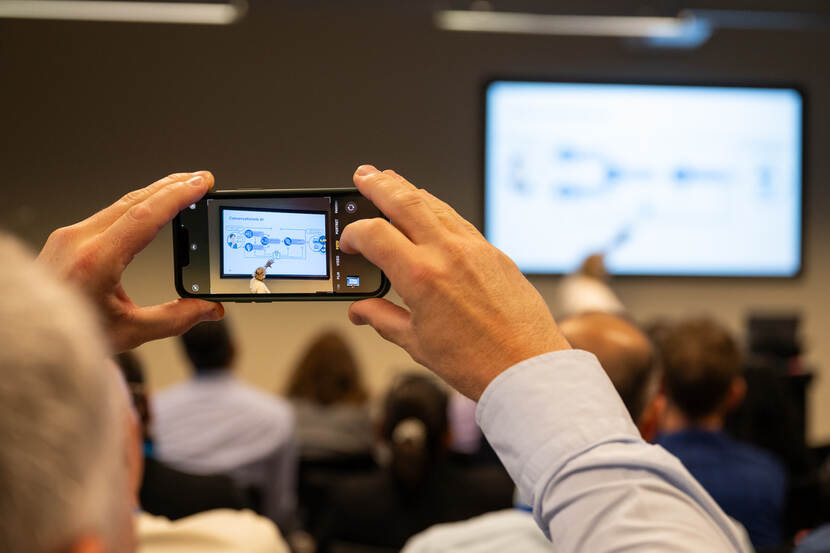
(476, 350, 750, 553)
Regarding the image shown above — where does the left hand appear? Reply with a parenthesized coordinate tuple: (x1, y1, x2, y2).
(37, 171, 224, 352)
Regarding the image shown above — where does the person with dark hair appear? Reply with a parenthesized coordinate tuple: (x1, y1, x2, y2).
(402, 313, 743, 553)
(152, 320, 298, 531)
(286, 330, 372, 460)
(657, 318, 787, 550)
(114, 351, 248, 521)
(314, 373, 513, 552)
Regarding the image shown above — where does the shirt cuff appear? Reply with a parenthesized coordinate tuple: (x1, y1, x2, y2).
(475, 349, 641, 513)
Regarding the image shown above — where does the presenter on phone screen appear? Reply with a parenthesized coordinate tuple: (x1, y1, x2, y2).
(250, 260, 274, 294)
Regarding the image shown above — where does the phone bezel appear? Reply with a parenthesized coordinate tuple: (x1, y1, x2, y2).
(173, 188, 391, 302)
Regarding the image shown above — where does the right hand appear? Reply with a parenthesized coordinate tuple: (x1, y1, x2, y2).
(340, 165, 570, 400)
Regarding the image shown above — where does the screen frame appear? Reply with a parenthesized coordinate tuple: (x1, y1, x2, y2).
(218, 205, 330, 280)
(481, 77, 808, 280)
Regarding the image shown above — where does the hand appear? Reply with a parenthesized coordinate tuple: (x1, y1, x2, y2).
(340, 165, 570, 400)
(265, 260, 274, 269)
(37, 171, 224, 352)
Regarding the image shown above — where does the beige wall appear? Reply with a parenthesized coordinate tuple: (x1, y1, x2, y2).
(1, 5, 828, 441)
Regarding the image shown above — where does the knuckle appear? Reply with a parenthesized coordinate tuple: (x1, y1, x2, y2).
(46, 226, 73, 246)
(127, 202, 153, 222)
(164, 172, 191, 183)
(120, 188, 148, 205)
(392, 188, 423, 209)
(409, 260, 439, 284)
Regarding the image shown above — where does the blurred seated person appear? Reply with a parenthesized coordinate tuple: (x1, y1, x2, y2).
(402, 312, 663, 553)
(116, 351, 247, 520)
(314, 373, 513, 552)
(657, 318, 787, 550)
(286, 330, 373, 461)
(115, 356, 290, 553)
(402, 313, 755, 553)
(153, 319, 298, 529)
(556, 253, 624, 319)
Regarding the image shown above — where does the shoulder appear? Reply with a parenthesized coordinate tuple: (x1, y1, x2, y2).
(137, 509, 290, 553)
(232, 381, 294, 421)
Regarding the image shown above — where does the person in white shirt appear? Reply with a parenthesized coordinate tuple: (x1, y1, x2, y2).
(38, 168, 751, 553)
(153, 319, 297, 530)
(556, 253, 625, 318)
(250, 260, 274, 294)
(401, 312, 665, 553)
(136, 509, 289, 553)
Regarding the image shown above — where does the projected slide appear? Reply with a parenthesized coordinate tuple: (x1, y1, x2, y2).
(221, 208, 328, 278)
(485, 82, 802, 276)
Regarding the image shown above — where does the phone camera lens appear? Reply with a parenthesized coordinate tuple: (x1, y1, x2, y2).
(191, 284, 200, 292)
(345, 201, 357, 214)
(190, 242, 198, 251)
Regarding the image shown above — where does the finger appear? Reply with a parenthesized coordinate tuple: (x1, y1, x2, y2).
(82, 171, 213, 233)
(340, 217, 417, 285)
(349, 298, 414, 351)
(353, 165, 442, 243)
(420, 189, 482, 237)
(102, 173, 214, 268)
(122, 299, 224, 349)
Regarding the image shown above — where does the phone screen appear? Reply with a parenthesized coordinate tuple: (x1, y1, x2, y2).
(174, 189, 388, 300)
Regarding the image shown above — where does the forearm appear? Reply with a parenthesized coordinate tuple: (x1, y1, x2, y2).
(476, 350, 748, 553)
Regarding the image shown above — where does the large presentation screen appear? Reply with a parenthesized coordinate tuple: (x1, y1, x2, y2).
(221, 207, 329, 278)
(484, 81, 803, 277)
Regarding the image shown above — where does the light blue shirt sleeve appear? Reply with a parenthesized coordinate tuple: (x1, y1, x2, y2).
(475, 350, 752, 553)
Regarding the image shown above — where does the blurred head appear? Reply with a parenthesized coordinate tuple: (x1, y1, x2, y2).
(286, 330, 367, 406)
(579, 253, 608, 281)
(381, 373, 449, 490)
(181, 319, 235, 373)
(560, 312, 663, 441)
(255, 267, 266, 281)
(116, 351, 152, 442)
(660, 318, 745, 423)
(0, 235, 133, 553)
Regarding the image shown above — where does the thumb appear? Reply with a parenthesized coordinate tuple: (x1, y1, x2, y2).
(349, 298, 414, 351)
(125, 299, 224, 347)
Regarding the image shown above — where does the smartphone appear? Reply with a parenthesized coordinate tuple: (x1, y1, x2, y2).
(173, 188, 390, 301)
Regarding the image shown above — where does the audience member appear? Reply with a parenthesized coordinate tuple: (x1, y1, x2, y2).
(286, 330, 373, 460)
(34, 168, 750, 553)
(115, 351, 248, 520)
(556, 253, 624, 318)
(315, 373, 513, 552)
(153, 319, 298, 529)
(657, 318, 787, 549)
(115, 350, 289, 553)
(402, 312, 691, 553)
(0, 235, 134, 553)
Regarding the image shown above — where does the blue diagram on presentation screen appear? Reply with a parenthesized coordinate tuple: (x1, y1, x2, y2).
(222, 209, 327, 277)
(485, 83, 802, 275)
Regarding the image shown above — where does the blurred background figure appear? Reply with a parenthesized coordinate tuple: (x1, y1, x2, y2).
(115, 351, 248, 520)
(286, 330, 373, 461)
(315, 373, 513, 553)
(115, 353, 289, 553)
(657, 318, 787, 550)
(152, 320, 298, 531)
(285, 330, 376, 537)
(556, 253, 625, 318)
(402, 313, 746, 553)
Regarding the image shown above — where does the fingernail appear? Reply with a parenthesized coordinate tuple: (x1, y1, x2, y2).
(355, 165, 378, 177)
(186, 175, 204, 187)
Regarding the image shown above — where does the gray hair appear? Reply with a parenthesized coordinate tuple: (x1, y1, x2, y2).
(0, 235, 127, 552)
